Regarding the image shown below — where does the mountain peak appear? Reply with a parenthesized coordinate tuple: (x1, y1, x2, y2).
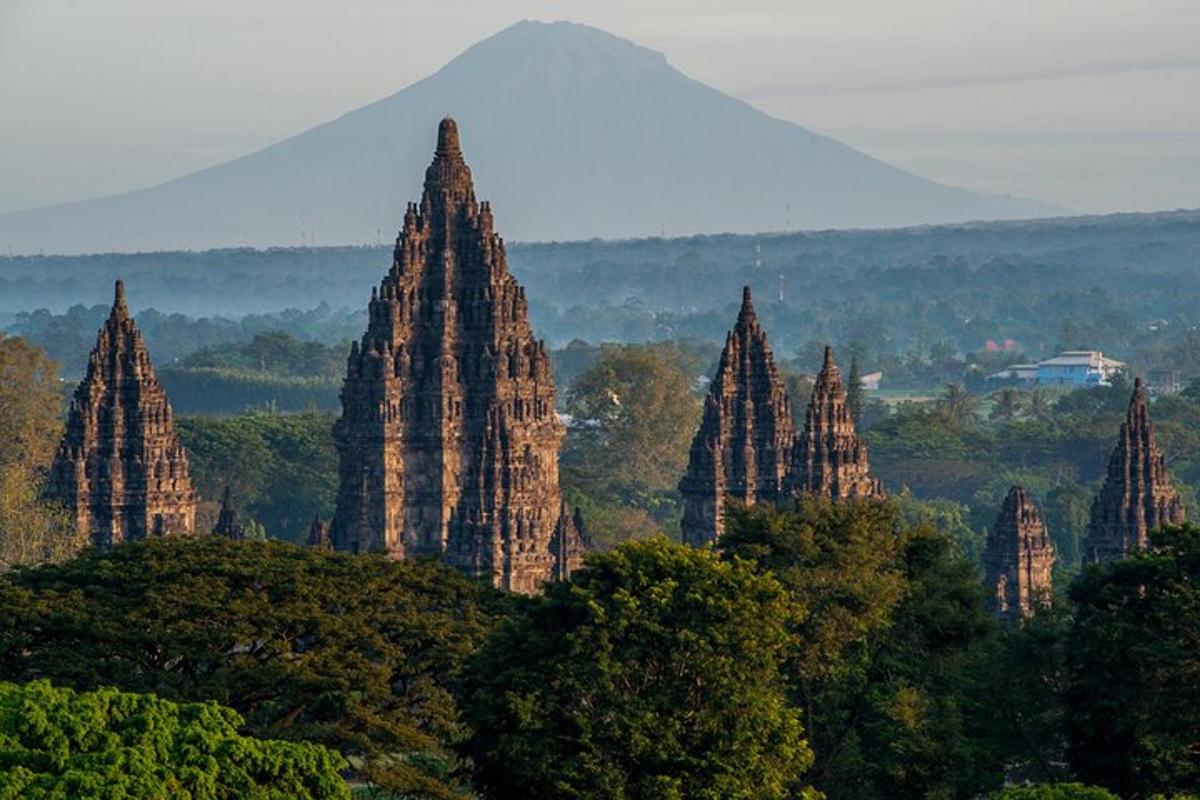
(0, 21, 1057, 254)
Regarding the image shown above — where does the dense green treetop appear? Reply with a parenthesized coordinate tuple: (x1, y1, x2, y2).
(0, 538, 511, 797)
(989, 785, 1118, 800)
(459, 538, 817, 800)
(720, 499, 1003, 800)
(1067, 525, 1200, 798)
(0, 679, 349, 800)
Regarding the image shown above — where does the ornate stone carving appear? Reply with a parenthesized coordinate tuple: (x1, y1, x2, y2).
(1085, 378, 1185, 563)
(48, 280, 197, 547)
(787, 346, 884, 500)
(679, 287, 794, 545)
(983, 485, 1055, 620)
(212, 485, 246, 541)
(307, 516, 332, 550)
(331, 119, 584, 592)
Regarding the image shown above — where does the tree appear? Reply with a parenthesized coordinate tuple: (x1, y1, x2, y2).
(721, 500, 1003, 800)
(0, 679, 349, 799)
(459, 538, 817, 800)
(0, 538, 511, 797)
(563, 344, 700, 491)
(0, 335, 79, 570)
(0, 334, 62, 472)
(177, 411, 338, 542)
(1066, 525, 1200, 797)
(1026, 388, 1054, 423)
(936, 382, 981, 430)
(990, 387, 1025, 423)
(987, 606, 1072, 785)
(989, 785, 1118, 800)
(847, 355, 866, 424)
(0, 465, 78, 570)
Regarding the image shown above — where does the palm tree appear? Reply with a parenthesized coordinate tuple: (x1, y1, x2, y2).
(936, 383, 981, 429)
(989, 387, 1024, 423)
(1026, 388, 1053, 422)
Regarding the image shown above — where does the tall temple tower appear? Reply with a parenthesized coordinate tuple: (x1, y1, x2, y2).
(787, 346, 884, 500)
(679, 287, 794, 545)
(331, 118, 584, 592)
(48, 280, 197, 546)
(1084, 378, 1185, 564)
(983, 485, 1055, 620)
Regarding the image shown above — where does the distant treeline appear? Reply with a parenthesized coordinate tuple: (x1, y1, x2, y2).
(159, 368, 341, 415)
(4, 210, 1200, 388)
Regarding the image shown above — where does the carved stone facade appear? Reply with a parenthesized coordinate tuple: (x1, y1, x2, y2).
(307, 516, 332, 550)
(983, 485, 1055, 620)
(1084, 378, 1185, 564)
(212, 486, 246, 541)
(679, 287, 794, 545)
(331, 118, 584, 592)
(787, 347, 884, 500)
(48, 280, 197, 547)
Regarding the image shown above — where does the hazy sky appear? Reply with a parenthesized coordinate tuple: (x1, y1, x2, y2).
(2, 0, 1197, 215)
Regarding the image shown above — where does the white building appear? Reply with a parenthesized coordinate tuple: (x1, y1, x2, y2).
(987, 351, 1124, 388)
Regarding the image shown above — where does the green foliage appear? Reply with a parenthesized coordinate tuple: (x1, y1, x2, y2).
(154, 332, 348, 415)
(564, 343, 701, 491)
(0, 335, 79, 570)
(0, 538, 511, 797)
(987, 606, 1072, 784)
(0, 334, 63, 472)
(460, 538, 816, 800)
(721, 500, 1003, 800)
(721, 499, 908, 682)
(0, 679, 349, 800)
(176, 411, 337, 543)
(561, 343, 703, 546)
(181, 331, 348, 378)
(989, 784, 1118, 800)
(1066, 525, 1200, 797)
(159, 367, 341, 415)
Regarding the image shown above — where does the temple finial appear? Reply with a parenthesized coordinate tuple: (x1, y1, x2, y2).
(823, 345, 834, 370)
(736, 285, 756, 324)
(436, 117, 461, 156)
(113, 279, 129, 318)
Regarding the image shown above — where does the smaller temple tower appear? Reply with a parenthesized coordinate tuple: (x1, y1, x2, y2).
(787, 346, 884, 500)
(212, 486, 246, 541)
(679, 287, 794, 545)
(307, 516, 332, 550)
(1084, 378, 1185, 563)
(983, 486, 1055, 620)
(48, 280, 197, 547)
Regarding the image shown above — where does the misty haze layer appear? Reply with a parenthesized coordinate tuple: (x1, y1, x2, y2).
(0, 21, 1059, 255)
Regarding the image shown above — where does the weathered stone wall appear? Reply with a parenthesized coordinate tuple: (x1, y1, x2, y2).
(983, 485, 1055, 620)
(48, 280, 197, 546)
(1085, 378, 1185, 563)
(679, 287, 793, 545)
(788, 347, 884, 501)
(331, 119, 583, 592)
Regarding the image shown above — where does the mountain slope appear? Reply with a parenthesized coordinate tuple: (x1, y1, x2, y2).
(0, 21, 1059, 254)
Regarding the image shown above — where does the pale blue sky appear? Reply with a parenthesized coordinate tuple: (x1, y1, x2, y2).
(1, 0, 1197, 215)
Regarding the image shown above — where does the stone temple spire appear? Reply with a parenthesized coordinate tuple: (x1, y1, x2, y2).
(787, 346, 883, 500)
(1084, 378, 1185, 563)
(307, 515, 332, 550)
(679, 287, 794, 545)
(48, 280, 197, 546)
(983, 486, 1056, 620)
(331, 119, 584, 593)
(211, 486, 246, 541)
